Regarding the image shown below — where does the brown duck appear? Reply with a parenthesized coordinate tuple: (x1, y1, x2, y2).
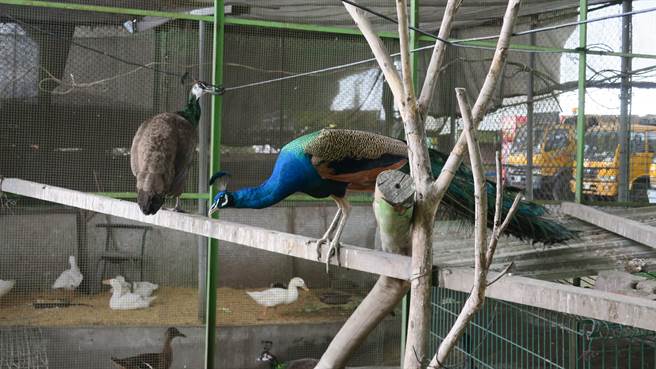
(111, 327, 186, 369)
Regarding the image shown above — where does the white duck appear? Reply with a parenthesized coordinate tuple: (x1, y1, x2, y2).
(52, 255, 83, 291)
(114, 275, 159, 297)
(103, 278, 157, 310)
(246, 277, 308, 319)
(0, 279, 15, 299)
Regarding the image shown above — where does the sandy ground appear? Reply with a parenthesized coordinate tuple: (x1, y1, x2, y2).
(0, 287, 362, 327)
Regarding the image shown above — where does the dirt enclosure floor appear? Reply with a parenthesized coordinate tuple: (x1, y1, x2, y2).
(0, 287, 362, 327)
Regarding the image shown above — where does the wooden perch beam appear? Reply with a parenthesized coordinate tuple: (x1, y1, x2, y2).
(0, 178, 411, 280)
(440, 267, 656, 332)
(561, 202, 656, 249)
(5, 178, 656, 331)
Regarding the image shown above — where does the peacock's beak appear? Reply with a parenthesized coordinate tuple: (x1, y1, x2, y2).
(208, 202, 219, 217)
(101, 279, 112, 285)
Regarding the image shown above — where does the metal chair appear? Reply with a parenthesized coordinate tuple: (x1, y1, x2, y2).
(95, 223, 151, 288)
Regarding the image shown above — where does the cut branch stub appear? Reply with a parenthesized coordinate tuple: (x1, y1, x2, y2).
(374, 170, 414, 255)
(376, 170, 415, 208)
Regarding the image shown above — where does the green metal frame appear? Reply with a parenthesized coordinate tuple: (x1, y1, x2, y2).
(205, 1, 224, 369)
(575, 0, 588, 203)
(3, 0, 656, 60)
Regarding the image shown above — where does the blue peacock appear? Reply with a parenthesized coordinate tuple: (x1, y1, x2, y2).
(209, 128, 577, 264)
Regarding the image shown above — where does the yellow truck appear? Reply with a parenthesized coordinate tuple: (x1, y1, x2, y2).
(570, 119, 656, 201)
(504, 116, 577, 200)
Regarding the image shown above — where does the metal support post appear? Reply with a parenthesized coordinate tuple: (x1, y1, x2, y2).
(206, 1, 224, 368)
(197, 20, 210, 322)
(526, 17, 537, 200)
(618, 0, 632, 202)
(575, 0, 588, 203)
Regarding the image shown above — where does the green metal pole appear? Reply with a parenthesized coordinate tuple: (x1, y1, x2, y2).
(205, 0, 224, 368)
(575, 0, 588, 203)
(401, 1, 419, 366)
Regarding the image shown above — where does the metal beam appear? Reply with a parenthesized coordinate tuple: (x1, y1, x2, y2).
(440, 267, 656, 332)
(197, 20, 210, 323)
(0, 178, 412, 280)
(206, 0, 225, 367)
(561, 202, 656, 249)
(525, 17, 536, 201)
(574, 0, 587, 203)
(618, 0, 632, 202)
(0, 0, 214, 21)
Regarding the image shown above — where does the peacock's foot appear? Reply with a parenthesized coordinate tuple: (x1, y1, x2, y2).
(325, 240, 341, 273)
(310, 236, 331, 261)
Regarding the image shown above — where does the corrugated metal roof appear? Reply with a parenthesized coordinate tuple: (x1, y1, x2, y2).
(433, 205, 656, 281)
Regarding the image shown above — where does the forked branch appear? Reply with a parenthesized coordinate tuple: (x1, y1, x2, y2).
(428, 89, 521, 368)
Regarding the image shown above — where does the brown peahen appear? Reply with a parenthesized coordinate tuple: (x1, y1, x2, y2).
(131, 81, 220, 215)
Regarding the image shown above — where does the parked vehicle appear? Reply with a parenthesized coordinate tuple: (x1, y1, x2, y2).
(571, 119, 656, 202)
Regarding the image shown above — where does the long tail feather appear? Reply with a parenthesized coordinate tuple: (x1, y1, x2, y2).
(427, 149, 577, 245)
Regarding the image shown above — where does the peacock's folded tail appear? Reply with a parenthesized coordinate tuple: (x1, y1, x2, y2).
(427, 149, 577, 245)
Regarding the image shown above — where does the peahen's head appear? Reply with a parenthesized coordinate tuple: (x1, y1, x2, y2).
(190, 81, 221, 100)
(179, 81, 222, 126)
(208, 171, 233, 216)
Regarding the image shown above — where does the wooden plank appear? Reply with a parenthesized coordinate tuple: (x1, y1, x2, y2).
(0, 178, 411, 280)
(6, 178, 656, 329)
(561, 202, 656, 249)
(440, 267, 656, 331)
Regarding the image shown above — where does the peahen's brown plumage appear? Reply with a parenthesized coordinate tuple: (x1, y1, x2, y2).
(110, 327, 185, 369)
(131, 82, 219, 215)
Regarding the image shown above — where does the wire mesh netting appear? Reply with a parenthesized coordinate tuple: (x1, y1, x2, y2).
(430, 287, 656, 369)
(1, 1, 656, 369)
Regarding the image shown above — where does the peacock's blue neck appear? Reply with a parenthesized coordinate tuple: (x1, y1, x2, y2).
(229, 149, 321, 209)
(230, 176, 296, 209)
(177, 94, 201, 126)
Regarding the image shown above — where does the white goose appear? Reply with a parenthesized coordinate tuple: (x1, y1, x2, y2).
(114, 275, 159, 297)
(52, 255, 83, 291)
(246, 277, 308, 319)
(103, 277, 157, 310)
(0, 279, 15, 299)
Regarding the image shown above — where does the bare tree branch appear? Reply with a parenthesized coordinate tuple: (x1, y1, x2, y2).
(431, 0, 521, 195)
(343, 3, 405, 110)
(487, 261, 515, 287)
(429, 87, 489, 369)
(395, 0, 416, 105)
(417, 0, 461, 115)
